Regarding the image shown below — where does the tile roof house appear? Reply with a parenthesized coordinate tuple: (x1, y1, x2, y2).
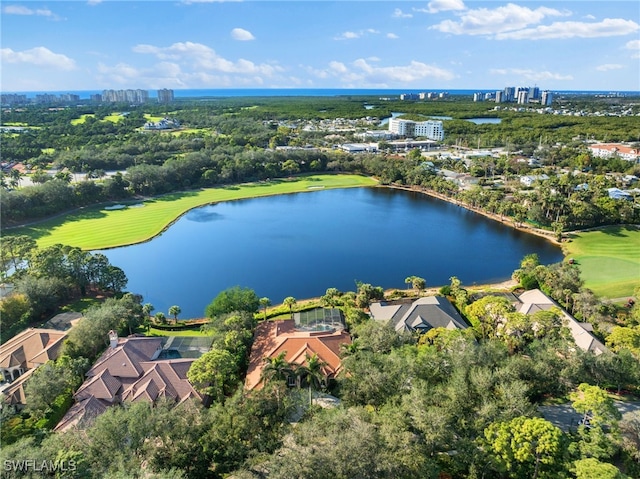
(55, 332, 202, 432)
(588, 143, 640, 162)
(0, 328, 67, 406)
(245, 320, 351, 391)
(369, 296, 468, 333)
(514, 289, 607, 355)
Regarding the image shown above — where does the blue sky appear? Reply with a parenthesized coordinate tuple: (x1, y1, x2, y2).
(1, 0, 639, 92)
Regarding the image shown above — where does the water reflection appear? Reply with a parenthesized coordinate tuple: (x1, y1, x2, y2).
(102, 188, 562, 317)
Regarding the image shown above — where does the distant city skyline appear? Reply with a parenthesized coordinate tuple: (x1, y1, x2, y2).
(1, 1, 639, 92)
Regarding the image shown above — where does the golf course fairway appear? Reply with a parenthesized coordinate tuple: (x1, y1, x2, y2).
(563, 226, 640, 299)
(9, 175, 378, 251)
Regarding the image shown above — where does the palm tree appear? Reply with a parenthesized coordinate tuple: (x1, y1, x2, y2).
(8, 168, 21, 188)
(259, 297, 271, 321)
(412, 276, 426, 294)
(261, 352, 294, 385)
(283, 296, 297, 319)
(405, 276, 415, 290)
(340, 340, 362, 358)
(298, 353, 327, 405)
(142, 302, 154, 317)
(168, 305, 181, 324)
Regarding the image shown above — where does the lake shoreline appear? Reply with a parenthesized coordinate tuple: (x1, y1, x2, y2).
(383, 183, 562, 247)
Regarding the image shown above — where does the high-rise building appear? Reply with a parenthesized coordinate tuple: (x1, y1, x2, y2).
(495, 91, 504, 103)
(541, 90, 553, 106)
(503, 87, 515, 102)
(157, 89, 174, 103)
(517, 90, 529, 104)
(1, 94, 28, 106)
(101, 89, 149, 104)
(530, 86, 540, 100)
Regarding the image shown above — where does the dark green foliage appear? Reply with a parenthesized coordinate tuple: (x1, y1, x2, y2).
(205, 286, 260, 317)
(62, 295, 143, 360)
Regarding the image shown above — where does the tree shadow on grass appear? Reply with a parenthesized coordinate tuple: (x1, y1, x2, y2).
(242, 178, 286, 188)
(600, 225, 633, 237)
(152, 190, 201, 202)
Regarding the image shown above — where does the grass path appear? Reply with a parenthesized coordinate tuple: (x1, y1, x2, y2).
(10, 174, 378, 250)
(563, 225, 640, 298)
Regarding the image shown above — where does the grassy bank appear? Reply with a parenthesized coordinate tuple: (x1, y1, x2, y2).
(11, 174, 378, 250)
(563, 226, 640, 298)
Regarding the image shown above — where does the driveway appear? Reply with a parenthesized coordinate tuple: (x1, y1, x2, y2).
(539, 400, 640, 431)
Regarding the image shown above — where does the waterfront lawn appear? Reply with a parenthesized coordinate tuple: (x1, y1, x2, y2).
(11, 174, 378, 250)
(145, 327, 213, 337)
(563, 226, 640, 298)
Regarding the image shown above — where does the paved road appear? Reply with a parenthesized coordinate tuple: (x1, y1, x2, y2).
(539, 400, 640, 431)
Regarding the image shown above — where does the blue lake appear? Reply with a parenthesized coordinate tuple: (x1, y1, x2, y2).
(101, 187, 562, 318)
(466, 118, 502, 124)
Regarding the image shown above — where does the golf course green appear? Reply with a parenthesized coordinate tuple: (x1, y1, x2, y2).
(11, 174, 378, 250)
(563, 226, 640, 299)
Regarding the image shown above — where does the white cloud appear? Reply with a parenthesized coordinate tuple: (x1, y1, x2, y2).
(393, 8, 412, 19)
(231, 28, 255, 41)
(490, 68, 573, 82)
(310, 58, 455, 86)
(496, 18, 639, 40)
(132, 41, 281, 76)
(1, 47, 76, 70)
(334, 29, 382, 40)
(417, 0, 466, 14)
(329, 61, 348, 74)
(626, 39, 640, 58)
(584, 14, 596, 20)
(334, 31, 360, 40)
(387, 33, 399, 39)
(596, 63, 624, 72)
(431, 3, 569, 36)
(2, 5, 60, 19)
(87, 0, 103, 5)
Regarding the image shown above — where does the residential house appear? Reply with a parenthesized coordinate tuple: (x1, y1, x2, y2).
(520, 174, 550, 187)
(369, 296, 468, 333)
(244, 319, 351, 391)
(607, 187, 633, 201)
(513, 289, 607, 355)
(55, 332, 203, 431)
(0, 328, 67, 407)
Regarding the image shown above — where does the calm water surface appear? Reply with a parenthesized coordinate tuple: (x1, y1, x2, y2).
(102, 188, 562, 318)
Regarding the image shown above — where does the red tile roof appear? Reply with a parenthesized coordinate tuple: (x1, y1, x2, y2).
(245, 320, 351, 391)
(56, 337, 201, 432)
(0, 328, 67, 370)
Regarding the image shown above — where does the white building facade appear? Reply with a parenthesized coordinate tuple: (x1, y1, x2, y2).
(388, 118, 444, 141)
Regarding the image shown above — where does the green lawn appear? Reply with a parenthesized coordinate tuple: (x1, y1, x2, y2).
(70, 114, 95, 125)
(9, 174, 378, 250)
(145, 327, 213, 337)
(103, 113, 126, 123)
(144, 113, 165, 122)
(563, 226, 640, 298)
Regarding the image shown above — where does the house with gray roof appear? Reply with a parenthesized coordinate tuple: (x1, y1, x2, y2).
(369, 296, 468, 333)
(513, 289, 607, 355)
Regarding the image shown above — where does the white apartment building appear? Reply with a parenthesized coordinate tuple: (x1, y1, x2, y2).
(589, 144, 640, 162)
(388, 118, 444, 141)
